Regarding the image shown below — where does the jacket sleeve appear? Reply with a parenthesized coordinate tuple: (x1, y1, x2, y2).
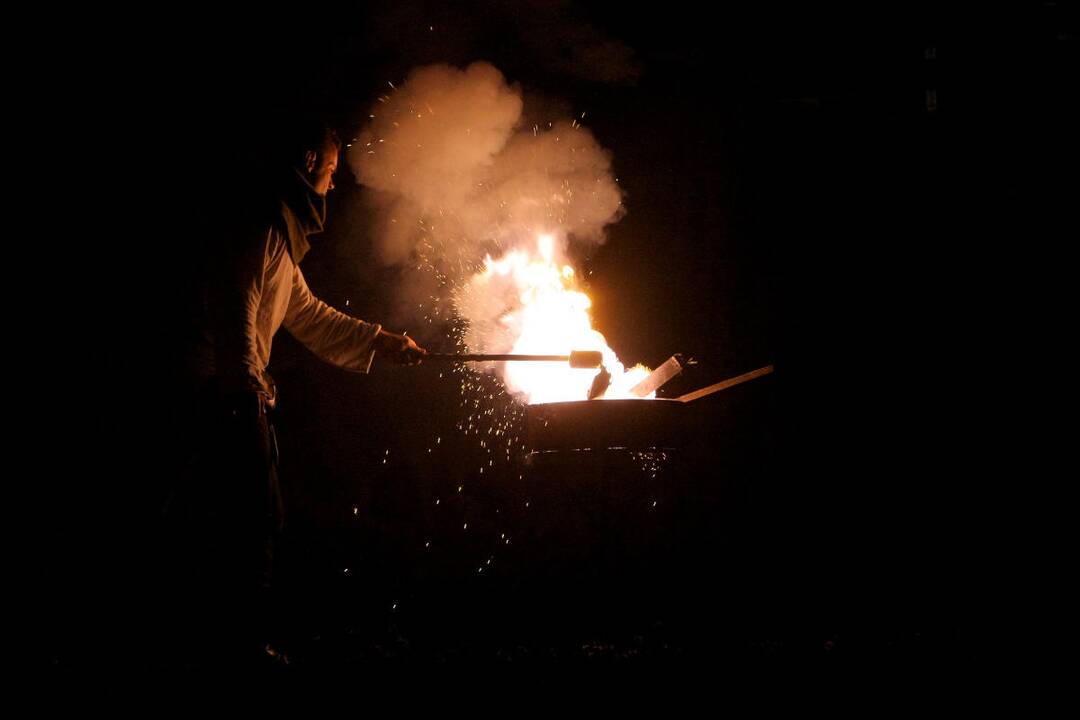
(209, 225, 271, 393)
(283, 264, 382, 373)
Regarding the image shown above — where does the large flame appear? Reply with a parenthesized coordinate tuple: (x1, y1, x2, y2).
(457, 234, 652, 404)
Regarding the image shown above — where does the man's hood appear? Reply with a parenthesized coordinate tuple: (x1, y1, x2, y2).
(280, 168, 327, 263)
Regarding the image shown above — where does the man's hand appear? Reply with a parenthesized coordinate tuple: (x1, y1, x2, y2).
(373, 330, 427, 366)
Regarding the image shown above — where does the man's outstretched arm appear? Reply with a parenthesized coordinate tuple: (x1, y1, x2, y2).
(283, 265, 426, 371)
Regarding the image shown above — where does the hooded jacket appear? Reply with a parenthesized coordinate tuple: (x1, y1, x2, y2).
(205, 169, 381, 401)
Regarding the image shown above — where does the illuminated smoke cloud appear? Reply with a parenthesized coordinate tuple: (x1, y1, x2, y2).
(347, 61, 623, 267)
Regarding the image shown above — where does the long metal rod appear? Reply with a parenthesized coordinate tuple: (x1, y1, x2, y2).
(424, 350, 604, 368)
(676, 365, 775, 403)
(425, 353, 570, 362)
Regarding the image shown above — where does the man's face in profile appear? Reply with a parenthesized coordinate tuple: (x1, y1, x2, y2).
(306, 143, 339, 196)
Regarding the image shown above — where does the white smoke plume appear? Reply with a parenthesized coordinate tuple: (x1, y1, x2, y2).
(347, 61, 624, 268)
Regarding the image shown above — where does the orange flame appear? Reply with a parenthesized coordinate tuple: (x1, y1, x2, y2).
(459, 234, 652, 404)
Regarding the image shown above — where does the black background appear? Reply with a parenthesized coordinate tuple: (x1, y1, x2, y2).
(34, 1, 1076, 666)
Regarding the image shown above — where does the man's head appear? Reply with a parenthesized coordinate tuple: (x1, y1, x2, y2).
(283, 118, 342, 196)
(300, 128, 341, 196)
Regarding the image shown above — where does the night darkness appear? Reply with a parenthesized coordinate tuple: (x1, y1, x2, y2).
(38, 1, 1076, 668)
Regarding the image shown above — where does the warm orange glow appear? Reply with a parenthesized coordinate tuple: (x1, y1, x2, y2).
(462, 234, 653, 404)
